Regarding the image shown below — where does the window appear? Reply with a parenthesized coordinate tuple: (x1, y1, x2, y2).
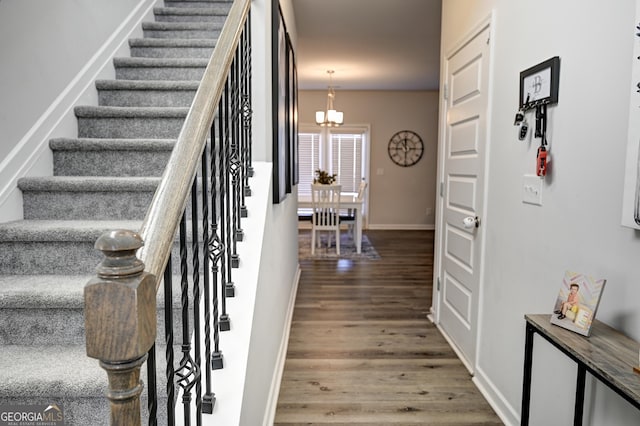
(298, 126, 368, 197)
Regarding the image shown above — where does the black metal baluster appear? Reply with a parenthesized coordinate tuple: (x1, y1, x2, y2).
(219, 80, 233, 328)
(241, 17, 253, 216)
(229, 56, 242, 265)
(190, 180, 203, 426)
(176, 214, 198, 425)
(200, 147, 216, 414)
(240, 34, 252, 217)
(245, 11, 254, 180)
(239, 29, 249, 218)
(163, 258, 176, 424)
(210, 112, 226, 363)
(222, 78, 236, 299)
(146, 343, 157, 426)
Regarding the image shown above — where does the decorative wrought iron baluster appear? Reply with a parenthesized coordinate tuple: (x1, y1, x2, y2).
(200, 147, 216, 414)
(189, 180, 203, 426)
(163, 258, 176, 424)
(222, 78, 236, 298)
(146, 343, 157, 426)
(241, 17, 253, 216)
(209, 113, 226, 363)
(244, 12, 254, 180)
(219, 81, 233, 329)
(229, 55, 243, 264)
(176, 214, 199, 425)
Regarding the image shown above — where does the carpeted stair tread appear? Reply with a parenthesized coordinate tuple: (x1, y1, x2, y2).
(50, 139, 174, 177)
(165, 0, 234, 7)
(95, 80, 199, 90)
(142, 21, 224, 31)
(19, 176, 161, 192)
(167, 0, 233, 3)
(0, 220, 142, 242)
(50, 137, 176, 151)
(142, 21, 223, 39)
(113, 57, 208, 68)
(74, 105, 189, 118)
(96, 80, 199, 107)
(129, 38, 217, 48)
(154, 6, 231, 16)
(113, 57, 208, 80)
(0, 345, 105, 398)
(129, 41, 215, 59)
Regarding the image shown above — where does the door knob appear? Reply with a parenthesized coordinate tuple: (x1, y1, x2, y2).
(463, 216, 480, 229)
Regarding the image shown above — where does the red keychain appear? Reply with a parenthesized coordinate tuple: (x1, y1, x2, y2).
(536, 146, 547, 176)
(535, 104, 549, 177)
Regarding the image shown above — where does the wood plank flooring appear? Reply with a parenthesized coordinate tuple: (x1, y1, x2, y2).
(274, 229, 503, 425)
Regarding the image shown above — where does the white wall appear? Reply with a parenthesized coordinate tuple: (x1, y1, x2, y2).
(0, 0, 146, 163)
(0, 0, 155, 222)
(299, 90, 439, 228)
(439, 1, 640, 425)
(239, 1, 301, 424)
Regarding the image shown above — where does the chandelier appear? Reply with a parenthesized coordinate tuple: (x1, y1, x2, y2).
(315, 70, 344, 127)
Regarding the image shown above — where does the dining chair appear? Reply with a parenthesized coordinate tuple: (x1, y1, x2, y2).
(311, 183, 342, 255)
(341, 181, 367, 239)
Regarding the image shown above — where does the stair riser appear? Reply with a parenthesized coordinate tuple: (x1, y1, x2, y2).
(0, 305, 193, 346)
(22, 191, 155, 220)
(98, 89, 196, 107)
(22, 186, 204, 220)
(0, 241, 206, 275)
(0, 395, 170, 426)
(77, 116, 185, 139)
(130, 46, 214, 59)
(0, 308, 84, 345)
(0, 397, 107, 426)
(115, 66, 205, 81)
(53, 150, 171, 177)
(143, 29, 220, 39)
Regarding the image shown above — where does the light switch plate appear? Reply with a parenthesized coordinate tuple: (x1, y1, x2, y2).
(522, 174, 543, 206)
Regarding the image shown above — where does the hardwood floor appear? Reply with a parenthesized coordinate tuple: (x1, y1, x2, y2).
(274, 229, 503, 425)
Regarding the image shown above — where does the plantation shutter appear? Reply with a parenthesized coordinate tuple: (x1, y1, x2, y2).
(298, 132, 321, 197)
(330, 132, 363, 193)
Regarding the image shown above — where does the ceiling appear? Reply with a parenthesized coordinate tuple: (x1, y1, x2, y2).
(291, 0, 442, 91)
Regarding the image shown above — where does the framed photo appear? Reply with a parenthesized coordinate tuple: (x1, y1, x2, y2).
(286, 33, 299, 188)
(271, 1, 288, 203)
(519, 56, 560, 109)
(622, 13, 640, 229)
(550, 271, 606, 337)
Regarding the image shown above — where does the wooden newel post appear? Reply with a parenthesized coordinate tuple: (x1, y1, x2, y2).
(84, 229, 157, 426)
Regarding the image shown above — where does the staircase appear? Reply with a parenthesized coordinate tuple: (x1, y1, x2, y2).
(0, 1, 232, 424)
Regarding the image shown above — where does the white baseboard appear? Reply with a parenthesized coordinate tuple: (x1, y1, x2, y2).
(472, 365, 520, 426)
(0, 0, 157, 222)
(435, 323, 474, 374)
(435, 323, 519, 425)
(262, 265, 301, 426)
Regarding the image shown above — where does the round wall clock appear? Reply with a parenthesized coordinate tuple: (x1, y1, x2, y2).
(387, 130, 424, 167)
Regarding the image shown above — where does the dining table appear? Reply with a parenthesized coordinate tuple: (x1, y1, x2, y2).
(298, 193, 364, 254)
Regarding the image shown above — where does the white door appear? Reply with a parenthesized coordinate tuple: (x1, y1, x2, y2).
(436, 22, 491, 372)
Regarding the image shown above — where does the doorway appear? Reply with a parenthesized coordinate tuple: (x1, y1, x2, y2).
(433, 18, 492, 373)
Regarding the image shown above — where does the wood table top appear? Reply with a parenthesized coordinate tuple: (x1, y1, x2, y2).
(525, 314, 640, 406)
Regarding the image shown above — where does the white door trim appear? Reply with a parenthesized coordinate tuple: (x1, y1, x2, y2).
(432, 13, 494, 375)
